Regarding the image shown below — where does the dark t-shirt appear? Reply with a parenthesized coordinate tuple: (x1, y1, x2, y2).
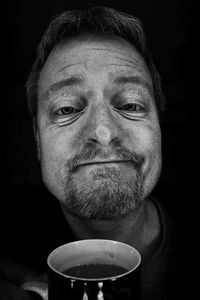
(141, 197, 175, 299)
(0, 183, 180, 299)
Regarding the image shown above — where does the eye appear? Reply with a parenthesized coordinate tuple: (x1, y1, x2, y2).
(119, 103, 143, 112)
(56, 106, 81, 115)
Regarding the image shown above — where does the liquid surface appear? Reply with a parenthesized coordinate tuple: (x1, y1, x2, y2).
(63, 263, 128, 279)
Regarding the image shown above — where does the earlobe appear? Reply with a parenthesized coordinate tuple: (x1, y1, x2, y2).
(33, 119, 41, 161)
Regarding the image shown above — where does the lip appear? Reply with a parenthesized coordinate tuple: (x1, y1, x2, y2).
(76, 160, 132, 167)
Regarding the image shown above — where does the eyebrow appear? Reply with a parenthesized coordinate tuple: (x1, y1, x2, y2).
(113, 75, 153, 96)
(42, 75, 84, 99)
(42, 74, 153, 100)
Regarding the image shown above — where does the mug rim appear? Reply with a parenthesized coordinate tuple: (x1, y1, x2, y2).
(47, 239, 141, 281)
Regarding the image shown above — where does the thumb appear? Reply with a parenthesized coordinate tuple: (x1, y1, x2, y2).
(0, 256, 46, 285)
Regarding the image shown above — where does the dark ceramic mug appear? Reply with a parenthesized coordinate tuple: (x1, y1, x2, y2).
(21, 239, 141, 299)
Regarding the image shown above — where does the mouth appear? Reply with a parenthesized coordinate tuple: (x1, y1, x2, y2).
(75, 160, 132, 168)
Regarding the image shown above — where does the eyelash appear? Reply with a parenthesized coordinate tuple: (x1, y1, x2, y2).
(55, 106, 82, 116)
(117, 103, 144, 112)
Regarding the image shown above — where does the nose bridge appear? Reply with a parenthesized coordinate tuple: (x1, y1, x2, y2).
(94, 103, 112, 128)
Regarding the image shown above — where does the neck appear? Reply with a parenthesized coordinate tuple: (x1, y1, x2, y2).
(60, 199, 160, 258)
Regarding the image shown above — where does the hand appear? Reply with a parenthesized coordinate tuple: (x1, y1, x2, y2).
(0, 256, 46, 299)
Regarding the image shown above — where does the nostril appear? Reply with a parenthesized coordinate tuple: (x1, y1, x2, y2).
(95, 126, 110, 142)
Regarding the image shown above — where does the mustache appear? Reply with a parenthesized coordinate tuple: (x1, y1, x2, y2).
(66, 142, 145, 172)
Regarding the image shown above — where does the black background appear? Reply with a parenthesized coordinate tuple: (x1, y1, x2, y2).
(0, 0, 198, 296)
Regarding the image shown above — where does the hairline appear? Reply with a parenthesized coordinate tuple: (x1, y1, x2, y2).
(27, 7, 166, 119)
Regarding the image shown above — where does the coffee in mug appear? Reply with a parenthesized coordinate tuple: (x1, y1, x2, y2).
(21, 239, 141, 299)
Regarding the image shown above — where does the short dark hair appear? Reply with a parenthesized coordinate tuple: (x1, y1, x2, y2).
(26, 6, 166, 119)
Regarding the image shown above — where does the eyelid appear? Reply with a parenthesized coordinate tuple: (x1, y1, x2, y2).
(49, 104, 81, 119)
(121, 103, 145, 112)
(114, 94, 149, 117)
(117, 96, 146, 108)
(50, 91, 84, 104)
(120, 94, 144, 102)
(53, 96, 85, 108)
(56, 105, 81, 114)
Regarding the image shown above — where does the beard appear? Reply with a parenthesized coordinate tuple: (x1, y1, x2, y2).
(62, 142, 145, 220)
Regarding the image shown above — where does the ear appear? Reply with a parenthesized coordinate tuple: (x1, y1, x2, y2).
(33, 117, 41, 161)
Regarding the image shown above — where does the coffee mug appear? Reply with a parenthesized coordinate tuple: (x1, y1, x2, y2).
(21, 239, 141, 299)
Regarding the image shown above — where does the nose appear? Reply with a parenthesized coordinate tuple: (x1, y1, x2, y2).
(84, 104, 122, 147)
(95, 125, 111, 144)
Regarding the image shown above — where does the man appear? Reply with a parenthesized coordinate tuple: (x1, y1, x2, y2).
(0, 6, 176, 299)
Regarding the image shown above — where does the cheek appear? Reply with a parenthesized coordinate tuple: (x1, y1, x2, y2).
(38, 129, 73, 173)
(140, 125, 162, 172)
(125, 124, 161, 155)
(124, 123, 162, 180)
(141, 126, 161, 159)
(38, 129, 73, 185)
(127, 124, 162, 195)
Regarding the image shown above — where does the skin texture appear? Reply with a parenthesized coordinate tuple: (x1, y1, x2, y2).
(35, 34, 162, 253)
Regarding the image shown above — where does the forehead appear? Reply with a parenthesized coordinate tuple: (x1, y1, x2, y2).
(39, 35, 152, 92)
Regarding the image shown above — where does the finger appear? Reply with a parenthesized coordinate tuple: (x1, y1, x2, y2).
(0, 277, 36, 300)
(0, 256, 46, 285)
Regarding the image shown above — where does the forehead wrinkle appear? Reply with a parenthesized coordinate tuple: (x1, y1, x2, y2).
(73, 47, 143, 66)
(116, 55, 145, 71)
(56, 57, 144, 76)
(99, 63, 141, 69)
(75, 47, 130, 55)
(57, 62, 85, 74)
(54, 43, 145, 73)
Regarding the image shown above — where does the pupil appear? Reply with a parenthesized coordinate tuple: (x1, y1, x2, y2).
(125, 104, 135, 110)
(63, 107, 72, 114)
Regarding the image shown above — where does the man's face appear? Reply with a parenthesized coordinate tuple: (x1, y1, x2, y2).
(36, 35, 162, 220)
